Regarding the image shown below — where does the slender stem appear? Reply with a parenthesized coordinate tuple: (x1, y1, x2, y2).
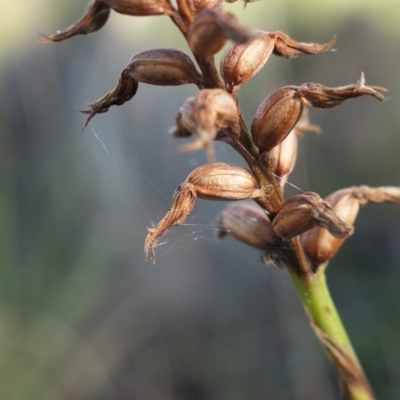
(288, 266, 375, 400)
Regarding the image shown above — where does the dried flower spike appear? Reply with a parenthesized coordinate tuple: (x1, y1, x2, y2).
(145, 163, 260, 260)
(272, 192, 354, 240)
(217, 202, 282, 249)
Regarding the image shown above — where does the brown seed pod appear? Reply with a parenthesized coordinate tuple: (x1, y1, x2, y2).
(80, 49, 202, 128)
(126, 49, 203, 86)
(186, 0, 224, 16)
(272, 192, 354, 240)
(187, 8, 251, 59)
(260, 109, 321, 188)
(251, 86, 303, 153)
(38, 0, 173, 43)
(217, 202, 282, 249)
(145, 163, 260, 261)
(303, 186, 400, 265)
(221, 31, 274, 94)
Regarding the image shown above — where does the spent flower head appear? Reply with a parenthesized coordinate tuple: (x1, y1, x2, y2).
(41, 2, 398, 398)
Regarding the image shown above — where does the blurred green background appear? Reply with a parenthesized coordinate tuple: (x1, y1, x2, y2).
(1, 1, 400, 399)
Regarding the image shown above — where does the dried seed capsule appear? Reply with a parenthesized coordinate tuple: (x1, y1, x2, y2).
(303, 186, 400, 265)
(187, 8, 251, 59)
(272, 192, 354, 240)
(251, 86, 303, 153)
(81, 49, 202, 128)
(221, 31, 274, 94)
(39, 0, 173, 43)
(260, 109, 321, 188)
(189, 163, 259, 200)
(145, 163, 260, 261)
(217, 202, 282, 249)
(127, 49, 203, 86)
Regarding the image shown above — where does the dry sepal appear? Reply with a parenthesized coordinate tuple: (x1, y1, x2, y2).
(186, 0, 224, 17)
(176, 89, 240, 160)
(187, 7, 252, 59)
(217, 202, 282, 249)
(39, 0, 173, 43)
(303, 186, 400, 266)
(272, 192, 354, 240)
(81, 49, 203, 128)
(251, 74, 387, 154)
(221, 32, 335, 93)
(145, 163, 260, 261)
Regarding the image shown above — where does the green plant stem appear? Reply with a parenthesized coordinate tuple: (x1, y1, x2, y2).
(288, 266, 375, 400)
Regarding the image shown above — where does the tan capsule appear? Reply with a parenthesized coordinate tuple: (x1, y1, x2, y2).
(302, 190, 360, 265)
(187, 163, 259, 200)
(217, 202, 282, 249)
(128, 49, 203, 86)
(262, 129, 298, 188)
(272, 192, 354, 240)
(145, 163, 259, 261)
(251, 86, 303, 153)
(221, 31, 274, 94)
(187, 8, 251, 59)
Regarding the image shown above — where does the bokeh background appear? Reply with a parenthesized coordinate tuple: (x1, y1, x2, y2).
(1, 1, 400, 399)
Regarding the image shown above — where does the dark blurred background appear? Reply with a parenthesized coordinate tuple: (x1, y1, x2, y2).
(1, 1, 400, 399)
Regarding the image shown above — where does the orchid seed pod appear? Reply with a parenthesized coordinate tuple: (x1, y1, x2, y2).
(145, 163, 260, 261)
(251, 86, 303, 154)
(178, 89, 239, 160)
(81, 49, 202, 128)
(187, 8, 252, 59)
(303, 186, 400, 265)
(260, 109, 321, 188)
(221, 31, 275, 94)
(272, 192, 354, 240)
(39, 0, 173, 43)
(217, 202, 282, 249)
